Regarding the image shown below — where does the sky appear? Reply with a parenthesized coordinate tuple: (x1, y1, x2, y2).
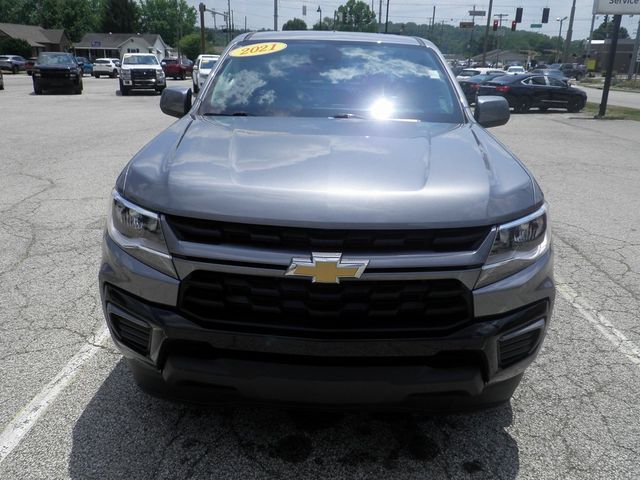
(186, 0, 640, 41)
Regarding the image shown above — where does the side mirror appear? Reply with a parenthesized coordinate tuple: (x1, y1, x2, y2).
(160, 86, 192, 118)
(161, 61, 166, 66)
(474, 96, 510, 128)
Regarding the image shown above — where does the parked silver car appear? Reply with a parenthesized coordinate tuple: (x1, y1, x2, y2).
(0, 55, 26, 73)
(100, 31, 554, 411)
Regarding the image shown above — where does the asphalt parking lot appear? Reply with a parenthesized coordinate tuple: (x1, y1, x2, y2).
(1, 73, 640, 479)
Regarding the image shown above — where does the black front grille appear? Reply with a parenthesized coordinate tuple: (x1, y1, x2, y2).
(165, 216, 490, 254)
(498, 329, 541, 368)
(131, 69, 156, 79)
(110, 313, 151, 355)
(41, 69, 69, 78)
(178, 271, 473, 338)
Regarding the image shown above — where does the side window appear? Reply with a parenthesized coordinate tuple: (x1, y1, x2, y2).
(548, 77, 566, 87)
(522, 78, 532, 85)
(531, 76, 547, 86)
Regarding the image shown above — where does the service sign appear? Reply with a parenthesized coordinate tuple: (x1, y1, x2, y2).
(593, 0, 640, 15)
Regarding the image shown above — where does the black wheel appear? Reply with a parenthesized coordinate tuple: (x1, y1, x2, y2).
(119, 81, 130, 96)
(12, 65, 18, 74)
(180, 71, 185, 80)
(74, 80, 83, 94)
(94, 73, 100, 78)
(514, 97, 531, 114)
(567, 98, 583, 113)
(539, 106, 549, 112)
(33, 80, 42, 95)
(110, 69, 117, 78)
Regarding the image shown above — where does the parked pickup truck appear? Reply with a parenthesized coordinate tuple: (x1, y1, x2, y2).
(161, 58, 192, 80)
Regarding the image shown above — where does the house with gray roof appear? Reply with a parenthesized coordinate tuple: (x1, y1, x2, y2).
(74, 33, 174, 62)
(0, 23, 70, 56)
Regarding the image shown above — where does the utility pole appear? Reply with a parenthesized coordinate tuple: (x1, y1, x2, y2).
(556, 16, 568, 63)
(199, 3, 206, 54)
(227, 0, 231, 42)
(384, 0, 390, 33)
(493, 13, 508, 66)
(563, 0, 577, 63)
(481, 0, 493, 66)
(378, 0, 382, 32)
(274, 0, 278, 30)
(430, 5, 436, 37)
(599, 14, 622, 117)
(244, 15, 247, 32)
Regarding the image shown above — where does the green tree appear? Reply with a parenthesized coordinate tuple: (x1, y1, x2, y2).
(39, 0, 101, 41)
(178, 32, 202, 59)
(100, 0, 140, 33)
(0, 0, 41, 25)
(0, 38, 32, 57)
(282, 18, 307, 31)
(139, 0, 197, 47)
(312, 16, 335, 30)
(592, 20, 629, 40)
(335, 0, 377, 32)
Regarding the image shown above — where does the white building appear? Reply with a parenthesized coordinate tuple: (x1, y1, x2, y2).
(74, 33, 175, 61)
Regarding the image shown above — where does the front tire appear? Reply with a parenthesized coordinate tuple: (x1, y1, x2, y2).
(74, 80, 83, 94)
(119, 80, 130, 96)
(33, 80, 42, 95)
(94, 73, 100, 78)
(110, 69, 117, 78)
(567, 98, 583, 113)
(514, 97, 531, 114)
(12, 65, 18, 74)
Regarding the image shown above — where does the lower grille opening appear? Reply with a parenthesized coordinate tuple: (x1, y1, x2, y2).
(498, 321, 544, 368)
(110, 312, 151, 356)
(163, 340, 483, 369)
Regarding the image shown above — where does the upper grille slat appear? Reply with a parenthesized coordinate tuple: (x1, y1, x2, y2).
(165, 216, 490, 254)
(178, 271, 473, 339)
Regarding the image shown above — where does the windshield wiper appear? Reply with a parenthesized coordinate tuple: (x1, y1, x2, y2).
(202, 111, 253, 117)
(330, 113, 365, 119)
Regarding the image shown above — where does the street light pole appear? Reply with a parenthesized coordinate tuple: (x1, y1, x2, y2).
(556, 16, 568, 63)
(384, 0, 390, 33)
(317, 6, 322, 29)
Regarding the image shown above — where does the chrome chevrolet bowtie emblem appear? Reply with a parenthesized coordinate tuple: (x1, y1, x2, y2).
(285, 252, 369, 284)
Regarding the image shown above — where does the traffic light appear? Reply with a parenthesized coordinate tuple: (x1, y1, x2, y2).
(511, 20, 517, 31)
(493, 20, 498, 31)
(542, 8, 550, 23)
(515, 7, 523, 23)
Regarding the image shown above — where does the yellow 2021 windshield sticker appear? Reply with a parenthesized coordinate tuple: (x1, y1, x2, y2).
(229, 42, 287, 58)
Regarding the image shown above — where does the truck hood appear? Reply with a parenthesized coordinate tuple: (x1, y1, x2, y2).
(121, 116, 538, 228)
(121, 64, 161, 70)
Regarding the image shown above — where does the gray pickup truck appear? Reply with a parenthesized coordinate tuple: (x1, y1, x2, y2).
(100, 31, 554, 411)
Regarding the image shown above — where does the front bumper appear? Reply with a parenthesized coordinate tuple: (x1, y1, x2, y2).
(99, 233, 554, 410)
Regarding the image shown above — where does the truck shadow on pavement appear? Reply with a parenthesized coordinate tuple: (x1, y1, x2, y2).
(69, 360, 519, 479)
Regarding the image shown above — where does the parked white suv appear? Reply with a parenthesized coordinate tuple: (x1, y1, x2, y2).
(192, 54, 219, 94)
(93, 58, 120, 78)
(119, 53, 165, 95)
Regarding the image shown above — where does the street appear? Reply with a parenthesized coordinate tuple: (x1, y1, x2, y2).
(1, 73, 640, 479)
(578, 84, 640, 109)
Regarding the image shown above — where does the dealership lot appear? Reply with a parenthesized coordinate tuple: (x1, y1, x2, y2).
(1, 73, 639, 479)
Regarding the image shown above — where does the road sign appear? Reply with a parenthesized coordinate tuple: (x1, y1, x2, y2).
(469, 10, 486, 16)
(459, 21, 475, 28)
(530, 23, 542, 28)
(593, 0, 640, 15)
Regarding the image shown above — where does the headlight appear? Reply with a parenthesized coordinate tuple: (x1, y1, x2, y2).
(121, 69, 131, 78)
(107, 190, 177, 278)
(34, 70, 41, 77)
(157, 70, 165, 78)
(476, 204, 550, 288)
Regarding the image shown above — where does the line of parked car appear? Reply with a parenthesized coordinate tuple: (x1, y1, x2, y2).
(454, 64, 588, 113)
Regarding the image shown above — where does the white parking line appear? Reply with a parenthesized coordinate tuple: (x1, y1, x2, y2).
(557, 279, 640, 366)
(0, 327, 110, 464)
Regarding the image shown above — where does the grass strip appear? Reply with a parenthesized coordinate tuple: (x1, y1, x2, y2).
(584, 102, 640, 121)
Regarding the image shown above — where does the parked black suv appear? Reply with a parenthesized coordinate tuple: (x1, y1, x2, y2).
(32, 52, 83, 95)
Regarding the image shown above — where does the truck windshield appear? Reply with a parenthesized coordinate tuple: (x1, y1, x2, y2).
(199, 40, 463, 123)
(37, 53, 75, 65)
(123, 55, 159, 65)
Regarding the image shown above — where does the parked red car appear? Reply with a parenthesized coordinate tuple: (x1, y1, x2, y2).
(161, 57, 192, 80)
(25, 57, 37, 75)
